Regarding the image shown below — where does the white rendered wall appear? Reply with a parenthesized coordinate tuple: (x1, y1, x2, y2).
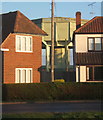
(80, 66, 86, 82)
(76, 66, 86, 82)
(75, 34, 103, 53)
(76, 66, 79, 82)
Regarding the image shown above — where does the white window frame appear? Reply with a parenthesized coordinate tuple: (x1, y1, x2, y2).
(15, 68, 33, 83)
(16, 35, 33, 53)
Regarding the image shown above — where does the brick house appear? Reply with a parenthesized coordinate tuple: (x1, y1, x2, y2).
(74, 12, 103, 82)
(0, 11, 47, 84)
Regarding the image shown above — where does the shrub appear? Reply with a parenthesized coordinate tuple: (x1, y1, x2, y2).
(54, 79, 65, 83)
(2, 82, 103, 101)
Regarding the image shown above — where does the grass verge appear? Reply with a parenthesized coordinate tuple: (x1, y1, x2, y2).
(2, 112, 103, 119)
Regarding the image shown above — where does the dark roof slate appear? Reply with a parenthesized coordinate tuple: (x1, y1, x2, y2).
(1, 11, 47, 41)
(75, 52, 103, 65)
(75, 16, 103, 34)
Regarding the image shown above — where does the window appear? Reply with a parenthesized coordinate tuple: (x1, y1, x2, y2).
(16, 35, 32, 52)
(88, 38, 94, 50)
(95, 38, 101, 50)
(15, 68, 33, 83)
(86, 66, 103, 81)
(42, 49, 46, 66)
(88, 37, 103, 51)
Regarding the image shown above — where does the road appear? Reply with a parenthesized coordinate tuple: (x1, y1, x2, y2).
(2, 101, 102, 113)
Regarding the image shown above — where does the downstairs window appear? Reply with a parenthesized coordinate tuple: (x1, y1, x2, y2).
(15, 68, 33, 83)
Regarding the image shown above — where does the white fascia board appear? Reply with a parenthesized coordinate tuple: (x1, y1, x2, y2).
(0, 48, 9, 51)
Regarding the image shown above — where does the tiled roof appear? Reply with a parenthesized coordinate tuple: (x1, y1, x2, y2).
(75, 52, 103, 65)
(1, 11, 47, 41)
(75, 16, 103, 34)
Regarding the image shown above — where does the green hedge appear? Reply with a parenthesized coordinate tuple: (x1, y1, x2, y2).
(2, 82, 103, 101)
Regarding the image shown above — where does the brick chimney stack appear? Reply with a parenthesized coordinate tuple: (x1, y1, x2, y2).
(76, 12, 81, 29)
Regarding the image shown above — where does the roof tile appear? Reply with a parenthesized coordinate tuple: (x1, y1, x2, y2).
(75, 17, 103, 34)
(1, 11, 47, 41)
(75, 52, 103, 65)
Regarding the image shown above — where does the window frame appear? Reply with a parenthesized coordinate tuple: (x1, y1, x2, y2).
(15, 68, 33, 83)
(16, 35, 33, 53)
(88, 37, 103, 52)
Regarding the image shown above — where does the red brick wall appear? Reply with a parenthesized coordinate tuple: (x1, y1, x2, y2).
(2, 33, 42, 83)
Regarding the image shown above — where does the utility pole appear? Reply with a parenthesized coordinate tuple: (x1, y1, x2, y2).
(51, 0, 54, 82)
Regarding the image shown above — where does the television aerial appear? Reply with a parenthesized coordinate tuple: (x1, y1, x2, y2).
(88, 2, 96, 18)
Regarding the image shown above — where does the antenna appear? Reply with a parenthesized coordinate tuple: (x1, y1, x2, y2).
(88, 2, 96, 18)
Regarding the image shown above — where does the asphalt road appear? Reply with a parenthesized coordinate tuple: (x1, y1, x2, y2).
(2, 101, 102, 113)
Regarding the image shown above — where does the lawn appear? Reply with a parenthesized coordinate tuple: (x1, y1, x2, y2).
(2, 112, 103, 119)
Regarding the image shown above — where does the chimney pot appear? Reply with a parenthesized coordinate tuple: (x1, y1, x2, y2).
(76, 11, 81, 29)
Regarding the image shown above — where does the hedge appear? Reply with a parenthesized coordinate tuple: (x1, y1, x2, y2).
(2, 82, 103, 101)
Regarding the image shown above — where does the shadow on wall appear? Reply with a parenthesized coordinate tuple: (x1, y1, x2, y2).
(40, 47, 74, 82)
(39, 67, 76, 82)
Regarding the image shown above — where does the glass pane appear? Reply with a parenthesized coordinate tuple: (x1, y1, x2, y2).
(42, 49, 46, 65)
(26, 69, 32, 83)
(22, 37, 26, 51)
(70, 49, 73, 65)
(95, 38, 101, 50)
(26, 37, 30, 51)
(22, 70, 26, 83)
(16, 37, 21, 51)
(94, 67, 103, 81)
(19, 37, 21, 51)
(89, 67, 93, 80)
(16, 69, 20, 83)
(30, 37, 32, 51)
(87, 67, 92, 81)
(87, 67, 89, 80)
(88, 38, 94, 50)
(29, 70, 32, 83)
(24, 37, 26, 51)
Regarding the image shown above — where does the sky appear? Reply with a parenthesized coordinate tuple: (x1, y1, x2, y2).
(1, 1, 102, 20)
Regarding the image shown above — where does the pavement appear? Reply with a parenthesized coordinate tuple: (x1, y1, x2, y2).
(1, 100, 102, 104)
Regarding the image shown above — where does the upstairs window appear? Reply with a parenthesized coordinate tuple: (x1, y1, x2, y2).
(16, 35, 32, 52)
(88, 37, 103, 51)
(88, 38, 94, 50)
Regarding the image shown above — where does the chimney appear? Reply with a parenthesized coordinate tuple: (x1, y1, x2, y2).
(76, 12, 81, 29)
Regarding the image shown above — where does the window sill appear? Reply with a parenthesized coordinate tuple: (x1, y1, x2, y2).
(88, 50, 103, 52)
(16, 51, 33, 53)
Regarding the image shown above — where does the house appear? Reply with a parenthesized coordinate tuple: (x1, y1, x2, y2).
(32, 17, 88, 81)
(74, 12, 103, 82)
(0, 11, 47, 84)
